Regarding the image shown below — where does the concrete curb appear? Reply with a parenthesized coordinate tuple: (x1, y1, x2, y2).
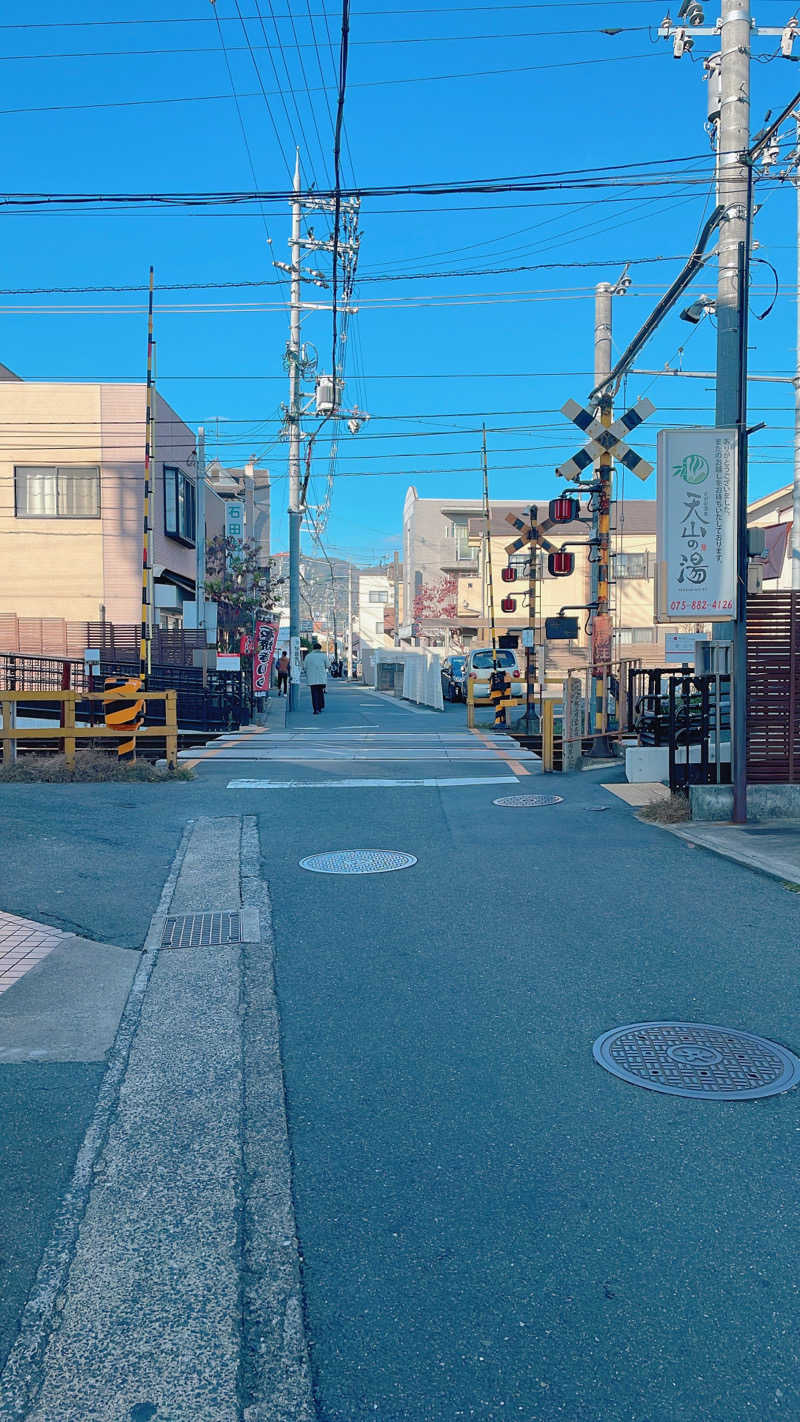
(0, 821, 194, 1422)
(239, 817, 316, 1422)
(635, 811, 800, 888)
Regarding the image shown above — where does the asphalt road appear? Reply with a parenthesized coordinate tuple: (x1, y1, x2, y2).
(1, 682, 799, 1420)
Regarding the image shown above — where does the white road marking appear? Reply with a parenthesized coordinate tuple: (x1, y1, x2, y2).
(226, 776, 520, 789)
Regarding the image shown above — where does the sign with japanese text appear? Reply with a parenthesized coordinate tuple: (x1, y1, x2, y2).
(252, 619, 279, 693)
(656, 428, 737, 622)
(225, 500, 245, 570)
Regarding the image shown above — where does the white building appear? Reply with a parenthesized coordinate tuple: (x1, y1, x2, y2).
(357, 567, 393, 652)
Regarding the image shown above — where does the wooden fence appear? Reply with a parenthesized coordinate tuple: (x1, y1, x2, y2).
(747, 591, 800, 783)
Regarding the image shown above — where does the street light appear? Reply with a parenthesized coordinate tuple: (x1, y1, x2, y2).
(679, 294, 717, 324)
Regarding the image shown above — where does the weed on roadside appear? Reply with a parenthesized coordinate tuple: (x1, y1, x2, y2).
(0, 750, 194, 783)
(638, 791, 691, 824)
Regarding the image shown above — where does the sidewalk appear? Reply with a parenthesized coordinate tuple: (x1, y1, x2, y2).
(662, 817, 800, 886)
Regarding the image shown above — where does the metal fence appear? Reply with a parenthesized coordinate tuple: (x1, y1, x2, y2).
(627, 665, 731, 791)
(0, 653, 252, 733)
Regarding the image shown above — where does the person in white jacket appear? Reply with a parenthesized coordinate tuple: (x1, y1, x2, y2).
(303, 643, 328, 714)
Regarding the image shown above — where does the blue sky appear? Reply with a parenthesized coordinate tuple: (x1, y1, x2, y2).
(1, 0, 798, 564)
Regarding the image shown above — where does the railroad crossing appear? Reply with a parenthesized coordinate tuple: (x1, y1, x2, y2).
(555, 395, 655, 482)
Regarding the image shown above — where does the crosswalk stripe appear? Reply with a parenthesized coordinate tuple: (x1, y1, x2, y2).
(226, 776, 521, 789)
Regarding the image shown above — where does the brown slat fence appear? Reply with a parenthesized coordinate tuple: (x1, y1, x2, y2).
(746, 591, 800, 784)
(0, 615, 208, 667)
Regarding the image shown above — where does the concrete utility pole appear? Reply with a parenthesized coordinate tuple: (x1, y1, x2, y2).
(393, 549, 400, 647)
(288, 152, 303, 710)
(794, 113, 800, 589)
(714, 0, 751, 429)
(195, 425, 206, 633)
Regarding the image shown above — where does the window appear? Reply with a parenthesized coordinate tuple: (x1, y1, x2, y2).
(472, 649, 516, 669)
(15, 466, 100, 518)
(618, 627, 657, 645)
(369, 589, 389, 604)
(375, 620, 385, 635)
(446, 518, 472, 561)
(614, 551, 652, 579)
(163, 465, 196, 545)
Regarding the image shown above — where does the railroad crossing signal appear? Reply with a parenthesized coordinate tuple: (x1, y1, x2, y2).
(504, 511, 557, 557)
(556, 396, 655, 483)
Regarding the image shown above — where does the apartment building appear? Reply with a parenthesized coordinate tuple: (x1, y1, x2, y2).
(0, 371, 225, 630)
(400, 485, 696, 664)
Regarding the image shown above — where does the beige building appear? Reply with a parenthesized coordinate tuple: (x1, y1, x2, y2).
(401, 487, 689, 665)
(0, 370, 225, 631)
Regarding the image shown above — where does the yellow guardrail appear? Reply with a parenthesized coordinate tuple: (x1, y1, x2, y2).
(0, 690, 179, 770)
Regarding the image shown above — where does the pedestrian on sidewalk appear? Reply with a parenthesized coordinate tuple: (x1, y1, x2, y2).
(276, 650, 290, 696)
(303, 642, 328, 715)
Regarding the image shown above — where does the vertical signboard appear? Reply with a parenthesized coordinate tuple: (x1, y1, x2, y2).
(225, 500, 245, 569)
(656, 428, 737, 622)
(252, 619, 279, 693)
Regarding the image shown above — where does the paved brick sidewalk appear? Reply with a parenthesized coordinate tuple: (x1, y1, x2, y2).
(0, 913, 69, 995)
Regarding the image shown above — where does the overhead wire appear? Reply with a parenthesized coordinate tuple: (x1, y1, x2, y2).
(251, 0, 321, 185)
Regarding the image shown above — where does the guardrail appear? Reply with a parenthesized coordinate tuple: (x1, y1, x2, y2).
(0, 690, 178, 769)
(466, 677, 528, 729)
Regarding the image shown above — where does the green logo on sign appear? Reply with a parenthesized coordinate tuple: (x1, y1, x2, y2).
(672, 453, 710, 485)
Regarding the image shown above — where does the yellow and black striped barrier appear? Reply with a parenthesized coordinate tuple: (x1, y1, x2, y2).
(104, 675, 145, 761)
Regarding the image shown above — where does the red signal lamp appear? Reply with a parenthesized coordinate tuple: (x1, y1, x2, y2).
(501, 566, 517, 583)
(548, 551, 574, 577)
(500, 595, 517, 612)
(549, 496, 579, 524)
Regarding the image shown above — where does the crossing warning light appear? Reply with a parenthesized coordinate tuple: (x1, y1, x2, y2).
(501, 595, 517, 612)
(501, 566, 517, 583)
(548, 551, 574, 577)
(549, 496, 579, 524)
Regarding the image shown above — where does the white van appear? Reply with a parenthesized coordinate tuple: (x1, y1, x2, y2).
(466, 646, 524, 700)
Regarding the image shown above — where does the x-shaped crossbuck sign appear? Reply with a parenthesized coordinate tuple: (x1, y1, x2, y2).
(556, 396, 655, 483)
(504, 512, 557, 556)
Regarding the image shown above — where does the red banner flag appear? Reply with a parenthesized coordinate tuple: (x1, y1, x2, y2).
(253, 620, 280, 692)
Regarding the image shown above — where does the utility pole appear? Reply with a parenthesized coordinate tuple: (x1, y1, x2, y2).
(393, 549, 400, 647)
(287, 152, 303, 711)
(592, 280, 613, 735)
(658, 4, 800, 821)
(195, 425, 206, 633)
(794, 113, 800, 589)
(347, 564, 353, 674)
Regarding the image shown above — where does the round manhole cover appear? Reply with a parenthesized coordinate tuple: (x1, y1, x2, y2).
(593, 1022, 800, 1101)
(492, 793, 564, 807)
(299, 850, 417, 875)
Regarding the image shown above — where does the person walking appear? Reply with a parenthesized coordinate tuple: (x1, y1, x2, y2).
(303, 642, 328, 715)
(276, 649, 290, 697)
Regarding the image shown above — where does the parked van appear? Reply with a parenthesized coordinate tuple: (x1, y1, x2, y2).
(466, 646, 524, 701)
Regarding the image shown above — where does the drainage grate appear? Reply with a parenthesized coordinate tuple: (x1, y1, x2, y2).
(161, 909, 260, 949)
(299, 850, 417, 875)
(492, 793, 564, 808)
(593, 1022, 800, 1101)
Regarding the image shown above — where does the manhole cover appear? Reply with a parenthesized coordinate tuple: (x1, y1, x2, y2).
(299, 850, 417, 875)
(492, 793, 564, 807)
(593, 1022, 800, 1101)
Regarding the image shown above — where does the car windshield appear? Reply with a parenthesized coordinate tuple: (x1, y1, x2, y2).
(472, 650, 515, 669)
